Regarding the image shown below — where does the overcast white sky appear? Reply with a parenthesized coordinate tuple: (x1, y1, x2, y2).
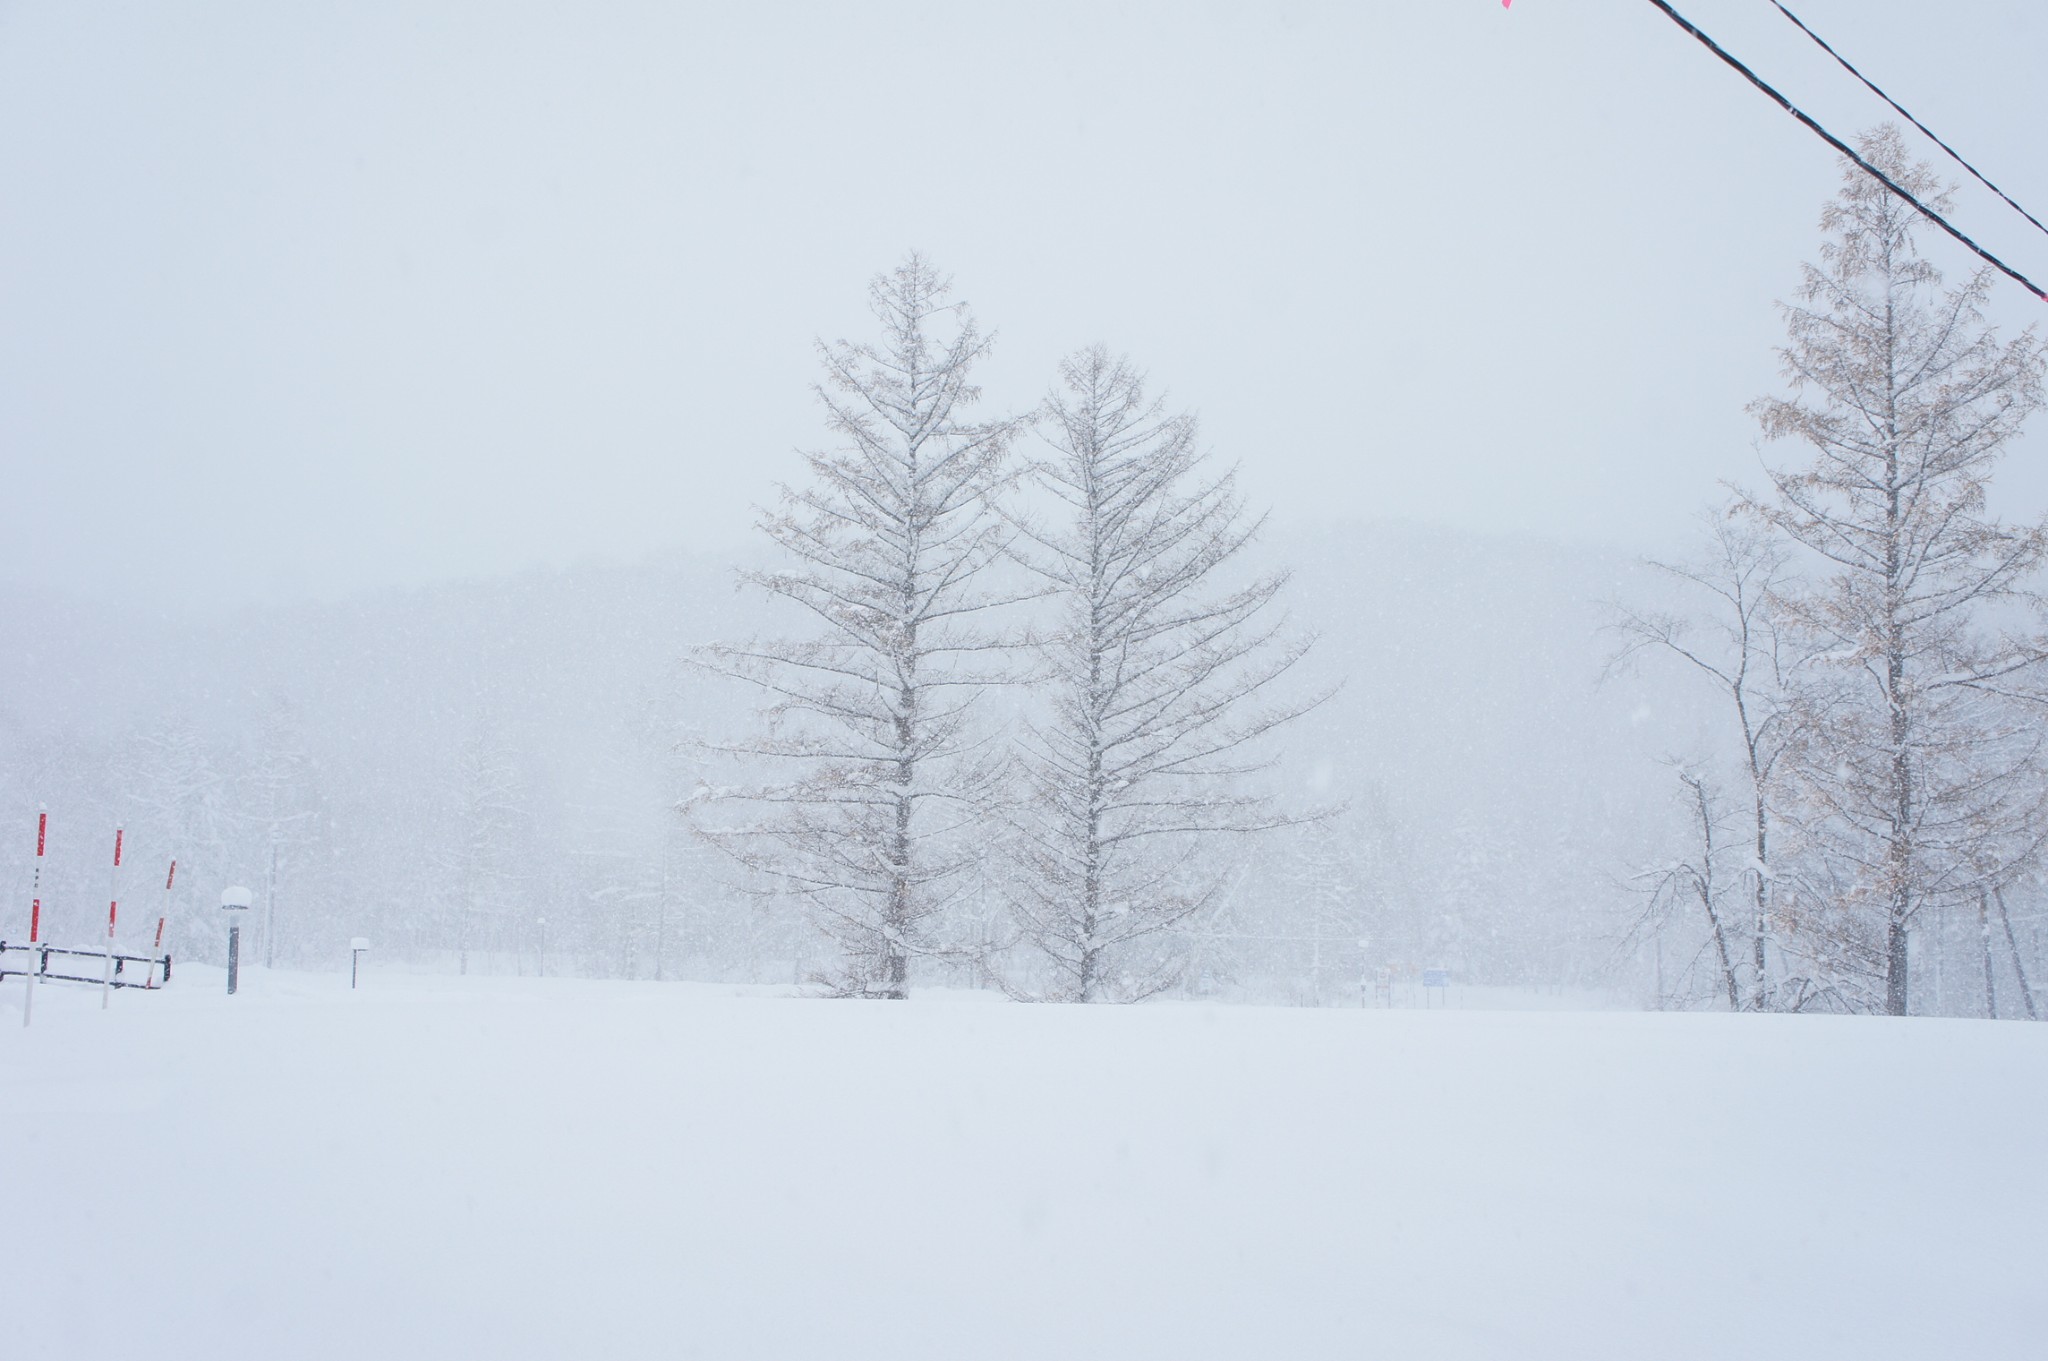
(2, 0, 2043, 607)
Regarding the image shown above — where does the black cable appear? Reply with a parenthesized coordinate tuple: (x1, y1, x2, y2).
(1640, 0, 2048, 302)
(1765, 0, 2048, 243)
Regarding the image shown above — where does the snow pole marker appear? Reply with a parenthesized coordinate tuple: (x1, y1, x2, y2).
(101, 828, 122, 1011)
(22, 810, 47, 1028)
(151, 860, 175, 987)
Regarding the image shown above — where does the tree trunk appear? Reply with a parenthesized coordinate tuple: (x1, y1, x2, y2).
(1978, 888, 2000, 1020)
(1686, 777, 1740, 1011)
(1749, 789, 1770, 1011)
(1994, 888, 2037, 1021)
(882, 655, 917, 1000)
(1885, 915, 1909, 1016)
(1711, 917, 1740, 1012)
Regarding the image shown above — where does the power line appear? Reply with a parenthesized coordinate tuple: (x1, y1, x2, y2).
(1764, 0, 2048, 244)
(1638, 0, 2048, 303)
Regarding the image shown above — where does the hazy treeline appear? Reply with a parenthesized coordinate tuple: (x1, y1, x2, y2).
(1, 517, 1689, 1002)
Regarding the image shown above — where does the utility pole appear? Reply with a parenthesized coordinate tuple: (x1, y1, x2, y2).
(264, 836, 279, 969)
(654, 835, 670, 983)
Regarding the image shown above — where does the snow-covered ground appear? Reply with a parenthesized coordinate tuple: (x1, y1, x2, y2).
(5, 969, 2044, 1360)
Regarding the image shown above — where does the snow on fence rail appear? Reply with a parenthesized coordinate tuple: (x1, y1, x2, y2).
(0, 941, 171, 990)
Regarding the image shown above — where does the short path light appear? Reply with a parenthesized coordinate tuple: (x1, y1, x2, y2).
(351, 938, 370, 989)
(221, 887, 253, 994)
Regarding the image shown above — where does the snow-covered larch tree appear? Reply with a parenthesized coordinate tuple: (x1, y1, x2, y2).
(698, 255, 1022, 999)
(1740, 127, 2048, 1016)
(1001, 347, 1317, 1002)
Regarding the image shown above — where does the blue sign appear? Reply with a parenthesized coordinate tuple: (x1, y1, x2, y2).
(1422, 969, 1450, 989)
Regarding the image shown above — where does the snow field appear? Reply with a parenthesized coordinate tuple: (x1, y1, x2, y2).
(4, 971, 2044, 1360)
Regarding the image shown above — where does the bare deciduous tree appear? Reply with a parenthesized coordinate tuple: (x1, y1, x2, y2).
(1610, 511, 1798, 1009)
(1628, 766, 1746, 1011)
(1000, 347, 1317, 1001)
(697, 255, 1022, 999)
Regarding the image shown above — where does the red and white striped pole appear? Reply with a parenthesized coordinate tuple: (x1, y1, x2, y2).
(22, 810, 47, 1028)
(101, 827, 122, 1010)
(151, 860, 175, 988)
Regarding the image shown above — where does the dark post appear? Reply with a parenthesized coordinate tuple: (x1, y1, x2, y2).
(221, 885, 253, 995)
